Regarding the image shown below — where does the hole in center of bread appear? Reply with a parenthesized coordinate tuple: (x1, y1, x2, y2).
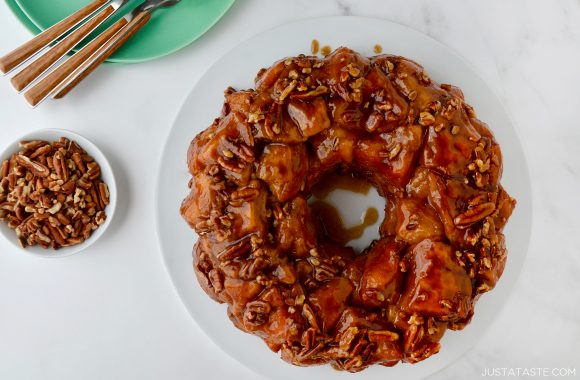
(309, 172, 384, 253)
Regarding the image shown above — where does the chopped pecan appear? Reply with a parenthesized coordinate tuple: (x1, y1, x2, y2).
(278, 80, 297, 102)
(418, 111, 436, 126)
(94, 211, 106, 226)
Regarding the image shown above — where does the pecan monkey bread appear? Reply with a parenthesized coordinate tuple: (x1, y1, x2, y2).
(181, 47, 516, 372)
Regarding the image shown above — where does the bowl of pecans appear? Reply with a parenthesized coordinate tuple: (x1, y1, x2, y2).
(0, 129, 116, 257)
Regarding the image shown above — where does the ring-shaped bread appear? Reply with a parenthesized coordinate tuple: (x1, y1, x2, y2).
(181, 48, 516, 372)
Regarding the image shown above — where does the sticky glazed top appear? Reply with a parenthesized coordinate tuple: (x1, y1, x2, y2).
(180, 47, 516, 372)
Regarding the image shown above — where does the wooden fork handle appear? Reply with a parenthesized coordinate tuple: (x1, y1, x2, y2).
(10, 3, 117, 92)
(0, 0, 109, 74)
(23, 17, 128, 107)
(53, 11, 151, 100)
(24, 11, 150, 107)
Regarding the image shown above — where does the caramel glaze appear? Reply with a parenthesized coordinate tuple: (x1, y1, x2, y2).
(311, 172, 373, 199)
(310, 172, 379, 245)
(311, 200, 379, 246)
(181, 47, 516, 372)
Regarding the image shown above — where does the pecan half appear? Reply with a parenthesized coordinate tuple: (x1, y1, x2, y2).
(18, 140, 46, 153)
(29, 144, 52, 159)
(1, 160, 9, 179)
(302, 303, 320, 331)
(367, 330, 399, 343)
(15, 155, 50, 177)
(52, 151, 68, 181)
(454, 202, 496, 228)
(243, 300, 271, 326)
(230, 186, 259, 202)
(216, 236, 251, 261)
(339, 327, 361, 353)
(71, 152, 86, 173)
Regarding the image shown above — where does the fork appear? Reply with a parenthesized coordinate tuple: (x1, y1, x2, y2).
(0, 0, 181, 107)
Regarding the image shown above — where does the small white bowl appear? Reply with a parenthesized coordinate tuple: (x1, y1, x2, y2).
(0, 129, 117, 258)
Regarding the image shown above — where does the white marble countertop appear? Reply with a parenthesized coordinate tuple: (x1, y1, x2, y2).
(0, 0, 579, 379)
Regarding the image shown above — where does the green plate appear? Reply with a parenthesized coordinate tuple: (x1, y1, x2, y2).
(7, 0, 235, 63)
(6, 0, 41, 34)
